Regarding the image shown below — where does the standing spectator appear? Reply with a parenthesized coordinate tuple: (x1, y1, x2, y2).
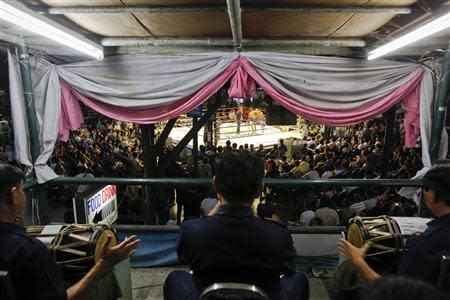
(236, 107, 242, 134)
(198, 157, 212, 178)
(279, 139, 287, 156)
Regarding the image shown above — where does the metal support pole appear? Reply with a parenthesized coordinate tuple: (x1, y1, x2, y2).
(159, 95, 224, 175)
(380, 107, 396, 178)
(226, 0, 243, 50)
(154, 118, 177, 155)
(17, 45, 40, 162)
(140, 124, 156, 224)
(17, 44, 48, 225)
(207, 98, 214, 145)
(192, 117, 199, 178)
(429, 44, 450, 162)
(148, 125, 160, 224)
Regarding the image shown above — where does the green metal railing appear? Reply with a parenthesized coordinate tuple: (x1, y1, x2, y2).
(115, 224, 346, 234)
(24, 176, 423, 226)
(24, 177, 423, 190)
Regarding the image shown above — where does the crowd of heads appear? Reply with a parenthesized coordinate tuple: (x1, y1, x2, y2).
(0, 116, 13, 164)
(51, 116, 144, 178)
(46, 107, 427, 226)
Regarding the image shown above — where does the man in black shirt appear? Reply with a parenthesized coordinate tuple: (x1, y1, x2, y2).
(164, 150, 309, 300)
(0, 164, 140, 300)
(340, 166, 450, 291)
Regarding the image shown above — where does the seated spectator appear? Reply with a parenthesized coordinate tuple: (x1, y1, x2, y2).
(280, 156, 292, 173)
(166, 205, 177, 226)
(303, 169, 320, 180)
(200, 187, 218, 217)
(299, 198, 317, 226)
(0, 164, 140, 300)
(164, 150, 309, 300)
(0, 146, 7, 162)
(311, 197, 340, 226)
(360, 276, 449, 300)
(257, 202, 280, 222)
(340, 166, 450, 292)
(74, 163, 95, 195)
(290, 160, 302, 176)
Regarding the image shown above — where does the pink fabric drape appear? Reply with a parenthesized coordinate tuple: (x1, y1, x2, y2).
(59, 80, 84, 141)
(59, 55, 423, 146)
(238, 57, 424, 126)
(59, 59, 241, 134)
(228, 62, 256, 98)
(403, 83, 421, 147)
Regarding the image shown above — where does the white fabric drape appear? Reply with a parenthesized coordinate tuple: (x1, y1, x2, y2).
(7, 51, 448, 187)
(8, 50, 60, 182)
(243, 52, 423, 109)
(57, 53, 239, 108)
(398, 71, 448, 201)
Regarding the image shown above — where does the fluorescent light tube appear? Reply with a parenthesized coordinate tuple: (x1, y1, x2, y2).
(0, 1, 103, 59)
(368, 11, 450, 60)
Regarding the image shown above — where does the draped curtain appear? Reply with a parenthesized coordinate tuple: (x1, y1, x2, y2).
(8, 51, 447, 185)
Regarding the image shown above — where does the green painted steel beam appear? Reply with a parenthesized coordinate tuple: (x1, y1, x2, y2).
(17, 44, 40, 162)
(47, 176, 422, 187)
(154, 118, 177, 155)
(17, 44, 49, 225)
(429, 44, 450, 161)
(158, 95, 223, 175)
(114, 224, 346, 234)
(24, 179, 38, 191)
(140, 124, 156, 224)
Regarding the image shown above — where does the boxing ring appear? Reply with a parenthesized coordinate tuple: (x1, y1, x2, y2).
(170, 121, 303, 148)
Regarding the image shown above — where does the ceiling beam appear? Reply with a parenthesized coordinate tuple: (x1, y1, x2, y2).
(102, 37, 232, 47)
(101, 37, 366, 47)
(106, 45, 366, 57)
(0, 32, 25, 46)
(226, 0, 243, 51)
(41, 5, 412, 14)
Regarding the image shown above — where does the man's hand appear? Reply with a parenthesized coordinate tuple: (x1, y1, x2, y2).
(207, 200, 224, 216)
(338, 239, 371, 266)
(97, 235, 140, 271)
(338, 239, 381, 282)
(68, 235, 140, 300)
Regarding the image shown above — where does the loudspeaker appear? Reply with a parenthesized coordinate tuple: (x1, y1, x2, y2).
(266, 105, 297, 125)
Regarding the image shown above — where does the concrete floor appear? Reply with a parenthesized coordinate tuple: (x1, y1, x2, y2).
(131, 267, 331, 300)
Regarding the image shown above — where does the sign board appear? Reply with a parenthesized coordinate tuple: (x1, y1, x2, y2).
(391, 217, 431, 235)
(82, 185, 118, 224)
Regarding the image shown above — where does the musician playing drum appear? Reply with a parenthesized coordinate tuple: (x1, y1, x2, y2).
(340, 166, 450, 290)
(0, 164, 140, 300)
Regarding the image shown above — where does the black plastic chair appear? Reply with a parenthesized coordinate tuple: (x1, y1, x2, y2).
(0, 270, 16, 300)
(437, 255, 450, 290)
(199, 283, 270, 300)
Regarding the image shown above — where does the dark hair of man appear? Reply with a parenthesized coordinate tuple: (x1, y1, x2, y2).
(422, 166, 450, 206)
(361, 276, 449, 300)
(0, 164, 24, 206)
(214, 150, 264, 204)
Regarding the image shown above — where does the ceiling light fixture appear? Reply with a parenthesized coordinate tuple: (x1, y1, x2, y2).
(0, 1, 103, 60)
(368, 11, 450, 60)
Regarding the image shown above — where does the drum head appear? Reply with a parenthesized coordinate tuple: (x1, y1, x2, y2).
(348, 222, 364, 248)
(94, 229, 117, 262)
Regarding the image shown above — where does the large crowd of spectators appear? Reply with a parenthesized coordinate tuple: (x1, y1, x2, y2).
(0, 115, 13, 164)
(46, 107, 423, 226)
